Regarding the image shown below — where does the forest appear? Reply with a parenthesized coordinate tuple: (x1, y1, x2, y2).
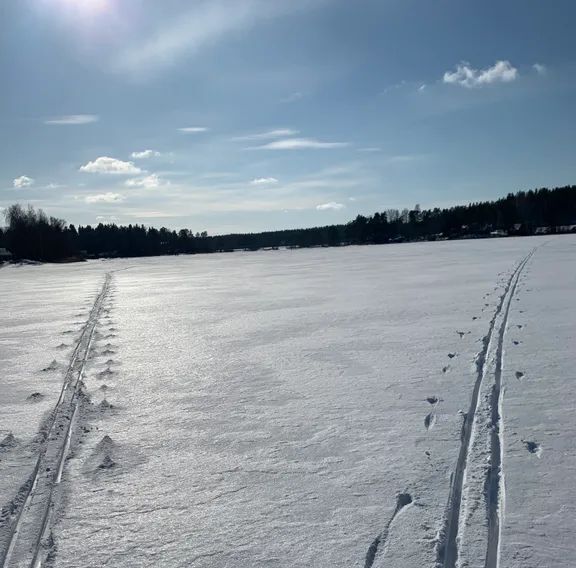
(1, 185, 575, 262)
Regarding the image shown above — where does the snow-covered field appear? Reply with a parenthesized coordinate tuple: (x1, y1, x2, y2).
(0, 236, 575, 568)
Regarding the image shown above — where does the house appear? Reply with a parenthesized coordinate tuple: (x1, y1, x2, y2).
(0, 247, 13, 261)
(556, 224, 576, 233)
(535, 226, 551, 235)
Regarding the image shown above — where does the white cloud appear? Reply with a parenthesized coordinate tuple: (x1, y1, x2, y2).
(533, 63, 547, 76)
(178, 127, 209, 133)
(131, 149, 161, 159)
(44, 114, 99, 125)
(232, 129, 299, 141)
(386, 154, 421, 164)
(418, 84, 427, 92)
(251, 177, 279, 185)
(443, 60, 518, 88)
(358, 147, 382, 153)
(251, 138, 350, 150)
(13, 175, 34, 188)
(316, 202, 345, 211)
(125, 174, 168, 189)
(85, 192, 125, 204)
(79, 157, 142, 175)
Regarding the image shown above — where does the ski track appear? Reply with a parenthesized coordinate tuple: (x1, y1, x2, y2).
(0, 273, 113, 568)
(438, 248, 536, 568)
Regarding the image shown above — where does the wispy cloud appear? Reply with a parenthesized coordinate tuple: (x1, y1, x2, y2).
(13, 175, 35, 188)
(114, 0, 317, 76)
(80, 157, 142, 175)
(250, 137, 350, 150)
(280, 92, 304, 103)
(131, 149, 162, 159)
(85, 192, 125, 204)
(533, 63, 547, 76)
(443, 60, 518, 88)
(316, 202, 345, 211)
(358, 147, 382, 153)
(385, 154, 423, 164)
(45, 183, 64, 190)
(232, 129, 299, 141)
(178, 127, 209, 133)
(381, 80, 408, 94)
(251, 177, 279, 185)
(125, 174, 168, 189)
(44, 114, 99, 125)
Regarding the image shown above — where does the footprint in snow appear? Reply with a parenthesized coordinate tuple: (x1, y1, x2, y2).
(424, 412, 436, 430)
(0, 432, 18, 451)
(41, 360, 59, 372)
(98, 368, 115, 378)
(98, 455, 117, 469)
(98, 399, 114, 411)
(447, 353, 457, 359)
(85, 435, 118, 474)
(515, 371, 525, 380)
(27, 392, 45, 403)
(426, 396, 439, 405)
(522, 440, 542, 457)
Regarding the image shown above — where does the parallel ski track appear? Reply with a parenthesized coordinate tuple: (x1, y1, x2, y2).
(440, 249, 535, 568)
(0, 273, 112, 568)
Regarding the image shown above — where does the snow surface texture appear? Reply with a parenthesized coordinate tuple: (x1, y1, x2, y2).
(0, 237, 574, 567)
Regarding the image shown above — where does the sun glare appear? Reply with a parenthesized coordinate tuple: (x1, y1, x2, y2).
(54, 0, 111, 16)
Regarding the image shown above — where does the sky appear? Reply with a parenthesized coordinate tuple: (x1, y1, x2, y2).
(1, 0, 575, 234)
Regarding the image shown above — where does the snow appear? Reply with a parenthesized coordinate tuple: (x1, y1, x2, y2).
(0, 236, 574, 567)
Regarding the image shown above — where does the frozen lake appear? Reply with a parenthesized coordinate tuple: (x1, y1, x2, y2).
(0, 236, 575, 567)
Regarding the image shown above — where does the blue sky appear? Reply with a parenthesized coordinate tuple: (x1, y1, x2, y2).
(1, 0, 575, 234)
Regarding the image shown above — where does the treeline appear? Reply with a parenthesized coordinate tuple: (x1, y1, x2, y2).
(1, 186, 575, 262)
